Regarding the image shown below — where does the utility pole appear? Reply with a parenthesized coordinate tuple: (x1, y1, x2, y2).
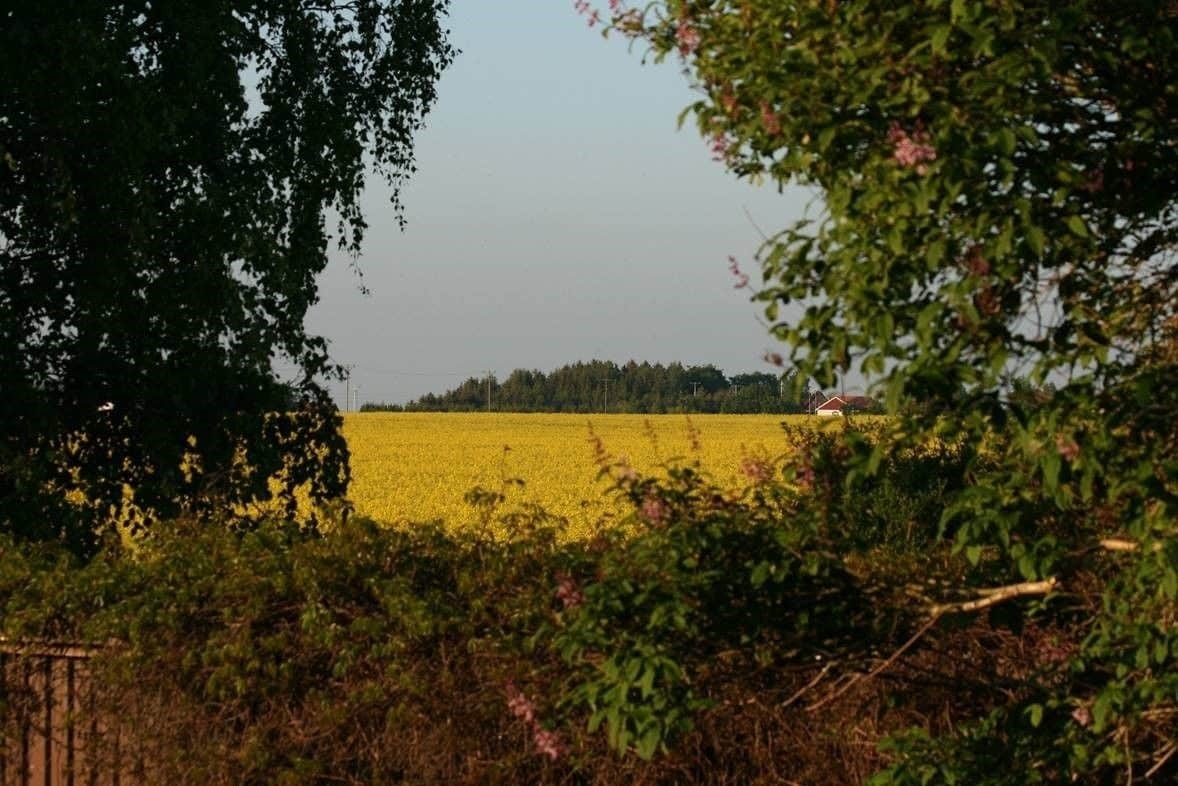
(344, 364, 354, 412)
(691, 382, 701, 397)
(486, 370, 493, 412)
(352, 385, 360, 412)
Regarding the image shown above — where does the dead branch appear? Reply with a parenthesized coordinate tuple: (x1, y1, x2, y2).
(802, 577, 1061, 712)
(1100, 538, 1164, 553)
(929, 578, 1058, 616)
(805, 615, 940, 712)
(1145, 742, 1176, 779)
(780, 662, 833, 709)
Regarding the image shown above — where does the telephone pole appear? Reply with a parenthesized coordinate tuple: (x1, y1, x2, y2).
(691, 382, 701, 397)
(486, 370, 493, 412)
(344, 364, 354, 412)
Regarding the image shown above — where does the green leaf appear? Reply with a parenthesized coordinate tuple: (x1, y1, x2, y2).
(1092, 692, 1115, 732)
(635, 725, 661, 760)
(1026, 226, 1045, 257)
(931, 25, 951, 55)
(1066, 215, 1089, 238)
(997, 128, 1016, 156)
(638, 664, 655, 698)
(926, 239, 946, 267)
(1027, 703, 1044, 728)
(1042, 451, 1060, 493)
(887, 229, 904, 255)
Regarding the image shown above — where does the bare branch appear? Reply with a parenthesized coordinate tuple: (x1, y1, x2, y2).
(805, 615, 940, 712)
(1100, 538, 1164, 553)
(929, 578, 1058, 616)
(1145, 742, 1177, 780)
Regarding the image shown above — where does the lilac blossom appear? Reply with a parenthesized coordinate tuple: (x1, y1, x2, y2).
(887, 121, 937, 174)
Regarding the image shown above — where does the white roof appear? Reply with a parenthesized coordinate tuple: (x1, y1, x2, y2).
(815, 395, 847, 411)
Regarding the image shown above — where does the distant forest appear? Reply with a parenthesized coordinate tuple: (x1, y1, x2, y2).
(360, 360, 874, 414)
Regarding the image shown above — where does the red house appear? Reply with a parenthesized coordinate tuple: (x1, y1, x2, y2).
(814, 395, 876, 416)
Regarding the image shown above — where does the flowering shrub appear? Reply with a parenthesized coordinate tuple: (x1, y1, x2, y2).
(576, 1, 1176, 783)
(5, 414, 1157, 783)
(0, 512, 589, 785)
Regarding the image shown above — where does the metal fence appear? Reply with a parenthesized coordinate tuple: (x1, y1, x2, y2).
(0, 641, 131, 786)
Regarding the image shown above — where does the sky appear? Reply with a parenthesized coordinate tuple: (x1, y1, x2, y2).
(305, 0, 813, 407)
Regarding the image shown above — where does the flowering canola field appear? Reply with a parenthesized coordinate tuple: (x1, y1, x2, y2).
(343, 413, 818, 538)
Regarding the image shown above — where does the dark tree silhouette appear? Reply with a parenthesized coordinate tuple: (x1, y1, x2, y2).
(0, 0, 454, 555)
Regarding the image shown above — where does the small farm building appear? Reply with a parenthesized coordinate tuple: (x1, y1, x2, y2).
(815, 395, 847, 416)
(815, 395, 876, 416)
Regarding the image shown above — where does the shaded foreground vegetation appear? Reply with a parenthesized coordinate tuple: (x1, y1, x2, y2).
(3, 422, 1171, 785)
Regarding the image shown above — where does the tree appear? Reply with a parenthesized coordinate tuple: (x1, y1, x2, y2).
(589, 1, 1175, 781)
(0, 0, 454, 556)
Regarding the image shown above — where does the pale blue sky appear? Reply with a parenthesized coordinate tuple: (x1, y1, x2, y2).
(307, 0, 812, 406)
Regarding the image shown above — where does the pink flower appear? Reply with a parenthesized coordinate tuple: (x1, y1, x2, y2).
(728, 255, 750, 289)
(963, 246, 990, 277)
(614, 456, 639, 483)
(760, 103, 780, 136)
(505, 682, 537, 724)
(505, 680, 567, 761)
(1056, 433, 1080, 462)
(640, 492, 669, 525)
(796, 460, 815, 490)
(888, 121, 937, 172)
(555, 572, 585, 609)
(741, 456, 772, 485)
(676, 19, 700, 55)
(720, 90, 738, 115)
(532, 727, 566, 760)
(709, 132, 731, 162)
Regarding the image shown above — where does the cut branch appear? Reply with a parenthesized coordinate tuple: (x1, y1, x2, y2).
(804, 577, 1063, 711)
(929, 578, 1058, 616)
(1100, 538, 1163, 553)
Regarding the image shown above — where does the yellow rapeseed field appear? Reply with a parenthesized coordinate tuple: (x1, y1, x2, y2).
(343, 413, 822, 538)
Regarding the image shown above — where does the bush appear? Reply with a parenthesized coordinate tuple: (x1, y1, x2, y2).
(4, 419, 1167, 784)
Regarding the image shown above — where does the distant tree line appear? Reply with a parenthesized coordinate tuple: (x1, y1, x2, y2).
(361, 360, 850, 414)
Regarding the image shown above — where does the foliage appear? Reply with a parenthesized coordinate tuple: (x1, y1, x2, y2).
(0, 0, 454, 555)
(579, 1, 1176, 782)
(8, 416, 1161, 783)
(555, 438, 879, 760)
(0, 423, 982, 785)
(0, 512, 581, 785)
(363, 359, 827, 413)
